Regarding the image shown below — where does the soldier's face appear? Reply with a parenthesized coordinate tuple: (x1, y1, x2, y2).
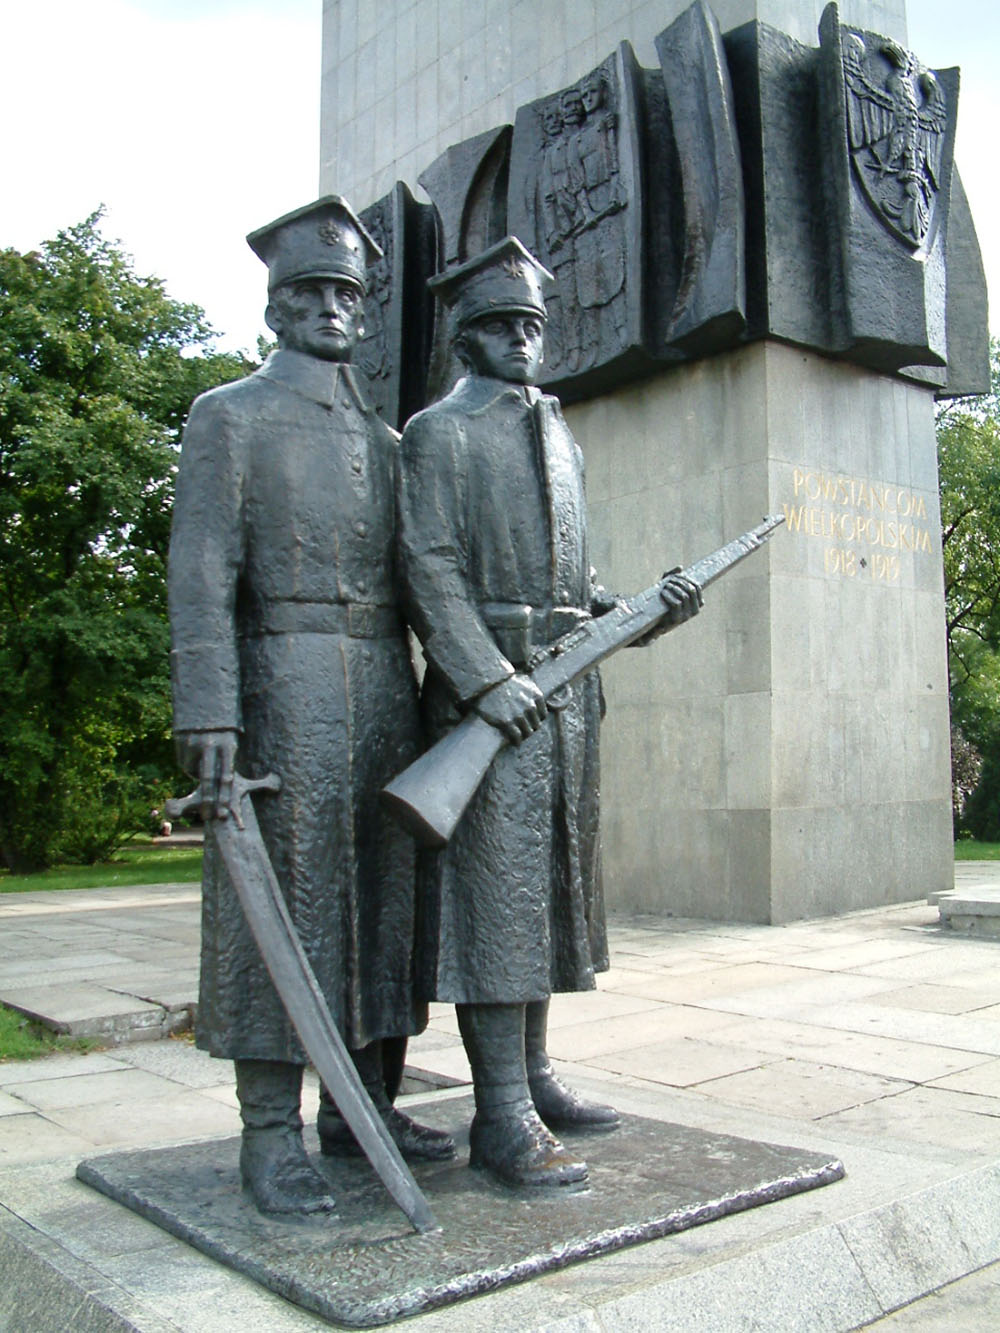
(460, 313, 545, 384)
(267, 278, 365, 361)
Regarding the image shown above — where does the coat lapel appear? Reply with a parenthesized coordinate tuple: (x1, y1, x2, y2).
(532, 396, 587, 607)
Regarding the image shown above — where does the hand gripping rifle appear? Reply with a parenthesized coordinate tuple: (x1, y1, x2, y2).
(381, 514, 784, 847)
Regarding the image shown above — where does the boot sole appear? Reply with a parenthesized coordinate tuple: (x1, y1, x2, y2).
(319, 1136, 457, 1162)
(538, 1115, 622, 1134)
(468, 1157, 590, 1189)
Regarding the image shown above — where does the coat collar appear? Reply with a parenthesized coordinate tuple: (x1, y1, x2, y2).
(257, 348, 371, 412)
(445, 374, 550, 416)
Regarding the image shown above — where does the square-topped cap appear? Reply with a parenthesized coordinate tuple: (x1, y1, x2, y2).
(247, 196, 382, 292)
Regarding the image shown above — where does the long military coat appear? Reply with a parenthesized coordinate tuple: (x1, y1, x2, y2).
(168, 348, 424, 1061)
(398, 374, 609, 1005)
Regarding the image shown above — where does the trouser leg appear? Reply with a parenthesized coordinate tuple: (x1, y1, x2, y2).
(456, 1002, 587, 1188)
(235, 1058, 336, 1215)
(524, 998, 620, 1132)
(317, 1039, 455, 1162)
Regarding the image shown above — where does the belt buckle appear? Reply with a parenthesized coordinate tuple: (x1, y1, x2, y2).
(551, 607, 586, 638)
(347, 604, 375, 638)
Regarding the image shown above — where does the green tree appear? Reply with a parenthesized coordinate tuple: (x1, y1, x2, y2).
(938, 340, 1000, 834)
(0, 212, 252, 871)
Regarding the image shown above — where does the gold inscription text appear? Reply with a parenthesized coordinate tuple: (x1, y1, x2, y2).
(785, 468, 935, 582)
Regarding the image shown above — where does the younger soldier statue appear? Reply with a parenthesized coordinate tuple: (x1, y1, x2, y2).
(398, 238, 700, 1188)
(168, 197, 453, 1218)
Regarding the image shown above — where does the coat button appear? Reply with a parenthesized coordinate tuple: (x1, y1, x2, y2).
(357, 579, 369, 596)
(351, 456, 363, 474)
(355, 520, 369, 538)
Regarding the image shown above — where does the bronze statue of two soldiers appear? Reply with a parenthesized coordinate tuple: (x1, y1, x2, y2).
(168, 200, 700, 1213)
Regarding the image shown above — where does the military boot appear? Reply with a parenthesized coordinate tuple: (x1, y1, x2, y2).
(458, 1002, 588, 1188)
(525, 998, 620, 1132)
(317, 1039, 455, 1162)
(235, 1059, 336, 1215)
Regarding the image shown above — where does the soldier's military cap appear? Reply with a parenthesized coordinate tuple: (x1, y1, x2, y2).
(247, 195, 382, 293)
(429, 236, 553, 328)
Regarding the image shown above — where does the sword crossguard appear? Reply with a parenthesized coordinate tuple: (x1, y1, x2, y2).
(165, 771, 281, 827)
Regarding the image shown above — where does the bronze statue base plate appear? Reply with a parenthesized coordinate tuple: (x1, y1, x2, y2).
(77, 1096, 844, 1328)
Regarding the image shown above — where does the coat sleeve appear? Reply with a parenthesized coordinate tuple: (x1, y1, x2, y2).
(167, 390, 247, 733)
(397, 410, 514, 706)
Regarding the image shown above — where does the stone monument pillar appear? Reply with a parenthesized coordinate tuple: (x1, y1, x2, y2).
(320, 0, 987, 922)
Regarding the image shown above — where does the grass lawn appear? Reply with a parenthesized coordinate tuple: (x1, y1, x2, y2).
(954, 841, 1000, 861)
(0, 841, 202, 894)
(0, 1003, 100, 1062)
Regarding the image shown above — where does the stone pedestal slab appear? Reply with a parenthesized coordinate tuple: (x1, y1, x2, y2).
(76, 1097, 843, 1328)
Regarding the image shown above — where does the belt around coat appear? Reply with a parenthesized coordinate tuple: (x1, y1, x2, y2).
(480, 601, 590, 667)
(254, 601, 404, 638)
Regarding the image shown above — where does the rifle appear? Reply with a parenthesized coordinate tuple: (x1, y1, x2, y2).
(381, 514, 784, 847)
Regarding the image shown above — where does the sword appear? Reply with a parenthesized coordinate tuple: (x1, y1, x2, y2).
(166, 772, 438, 1234)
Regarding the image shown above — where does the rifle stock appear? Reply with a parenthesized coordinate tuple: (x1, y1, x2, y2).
(382, 514, 784, 846)
(381, 713, 503, 847)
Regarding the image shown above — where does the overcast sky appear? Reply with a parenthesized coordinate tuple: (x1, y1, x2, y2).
(1, 0, 996, 354)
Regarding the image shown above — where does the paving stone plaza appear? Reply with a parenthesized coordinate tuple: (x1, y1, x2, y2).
(3, 871, 1000, 1329)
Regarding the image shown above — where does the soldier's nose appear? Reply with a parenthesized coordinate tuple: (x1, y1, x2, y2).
(317, 284, 340, 313)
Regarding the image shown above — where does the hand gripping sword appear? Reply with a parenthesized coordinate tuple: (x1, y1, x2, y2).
(166, 773, 438, 1234)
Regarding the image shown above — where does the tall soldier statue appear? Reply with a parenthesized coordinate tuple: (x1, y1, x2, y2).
(397, 238, 701, 1188)
(168, 197, 454, 1217)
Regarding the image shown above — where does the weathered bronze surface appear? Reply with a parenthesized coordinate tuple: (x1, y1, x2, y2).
(508, 46, 645, 393)
(349, 2, 985, 407)
(357, 182, 437, 432)
(651, 0, 746, 358)
(395, 236, 704, 1190)
(817, 4, 959, 373)
(167, 195, 448, 1218)
(383, 515, 784, 848)
(77, 1099, 845, 1328)
(164, 774, 437, 1234)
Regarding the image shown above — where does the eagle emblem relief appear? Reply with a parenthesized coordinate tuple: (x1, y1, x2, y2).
(842, 32, 948, 251)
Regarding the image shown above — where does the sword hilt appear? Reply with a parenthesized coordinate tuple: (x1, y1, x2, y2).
(165, 771, 281, 826)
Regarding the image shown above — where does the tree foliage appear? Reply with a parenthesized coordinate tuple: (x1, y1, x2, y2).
(0, 212, 252, 871)
(938, 340, 1000, 835)
(939, 343, 1000, 677)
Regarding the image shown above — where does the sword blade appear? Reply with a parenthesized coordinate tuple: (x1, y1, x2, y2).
(192, 776, 438, 1234)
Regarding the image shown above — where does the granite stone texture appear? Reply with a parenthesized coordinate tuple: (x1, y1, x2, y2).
(320, 2, 907, 210)
(570, 340, 952, 922)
